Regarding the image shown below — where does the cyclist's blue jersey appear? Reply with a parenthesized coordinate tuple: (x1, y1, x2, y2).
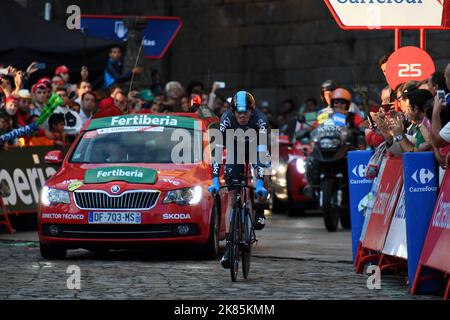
(212, 109, 268, 180)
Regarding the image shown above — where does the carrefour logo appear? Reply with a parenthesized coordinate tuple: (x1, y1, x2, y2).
(349, 164, 371, 185)
(409, 168, 438, 193)
(411, 168, 434, 184)
(352, 164, 366, 178)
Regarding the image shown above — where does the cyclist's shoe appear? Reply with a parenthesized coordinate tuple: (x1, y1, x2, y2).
(220, 244, 231, 269)
(254, 213, 266, 230)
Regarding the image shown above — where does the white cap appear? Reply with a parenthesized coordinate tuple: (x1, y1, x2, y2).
(18, 89, 31, 99)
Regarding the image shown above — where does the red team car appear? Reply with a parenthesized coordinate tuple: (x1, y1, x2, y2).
(38, 110, 229, 259)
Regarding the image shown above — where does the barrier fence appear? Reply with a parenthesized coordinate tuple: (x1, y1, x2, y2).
(349, 151, 450, 299)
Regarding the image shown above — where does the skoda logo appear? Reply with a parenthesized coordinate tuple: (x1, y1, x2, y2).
(111, 185, 121, 194)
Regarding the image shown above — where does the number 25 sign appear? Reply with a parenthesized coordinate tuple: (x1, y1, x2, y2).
(386, 46, 435, 89)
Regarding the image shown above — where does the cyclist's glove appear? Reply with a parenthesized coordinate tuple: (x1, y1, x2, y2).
(255, 179, 267, 198)
(208, 177, 220, 194)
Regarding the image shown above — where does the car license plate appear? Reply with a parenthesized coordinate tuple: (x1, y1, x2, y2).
(88, 212, 141, 224)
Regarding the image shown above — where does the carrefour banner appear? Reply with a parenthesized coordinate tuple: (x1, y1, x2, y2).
(0, 147, 63, 213)
(403, 152, 439, 291)
(347, 150, 373, 262)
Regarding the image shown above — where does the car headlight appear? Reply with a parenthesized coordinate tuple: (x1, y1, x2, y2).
(163, 186, 202, 205)
(276, 163, 287, 175)
(40, 186, 71, 206)
(296, 158, 306, 174)
(319, 138, 341, 149)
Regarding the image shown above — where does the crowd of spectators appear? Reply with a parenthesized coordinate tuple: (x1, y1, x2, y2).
(2, 45, 450, 175)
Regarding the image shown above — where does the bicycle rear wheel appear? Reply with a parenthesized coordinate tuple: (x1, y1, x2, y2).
(242, 209, 252, 279)
(229, 207, 240, 282)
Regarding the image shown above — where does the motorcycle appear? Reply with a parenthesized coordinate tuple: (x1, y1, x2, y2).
(306, 112, 363, 232)
(269, 125, 316, 216)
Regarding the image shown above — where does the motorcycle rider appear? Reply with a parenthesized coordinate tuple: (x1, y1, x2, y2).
(306, 87, 365, 191)
(330, 88, 366, 132)
(208, 91, 269, 269)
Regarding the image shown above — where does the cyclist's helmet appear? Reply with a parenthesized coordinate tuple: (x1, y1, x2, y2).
(232, 91, 255, 113)
(330, 88, 352, 109)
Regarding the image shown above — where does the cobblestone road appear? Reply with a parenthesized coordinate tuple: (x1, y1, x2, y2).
(0, 215, 438, 300)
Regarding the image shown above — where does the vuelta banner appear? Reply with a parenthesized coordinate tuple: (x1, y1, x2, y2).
(363, 157, 403, 251)
(359, 157, 388, 242)
(382, 186, 407, 259)
(347, 150, 374, 262)
(419, 169, 450, 275)
(324, 0, 450, 30)
(403, 152, 439, 289)
(0, 147, 62, 213)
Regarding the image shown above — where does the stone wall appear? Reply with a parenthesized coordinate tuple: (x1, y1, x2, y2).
(22, 0, 450, 112)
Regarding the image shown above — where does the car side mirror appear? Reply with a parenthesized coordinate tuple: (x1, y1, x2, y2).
(45, 150, 63, 165)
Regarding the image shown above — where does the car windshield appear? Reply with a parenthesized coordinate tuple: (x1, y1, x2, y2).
(70, 126, 203, 164)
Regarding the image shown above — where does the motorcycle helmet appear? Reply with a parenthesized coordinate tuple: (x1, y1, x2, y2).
(231, 91, 255, 113)
(320, 80, 338, 93)
(320, 80, 338, 105)
(330, 88, 352, 109)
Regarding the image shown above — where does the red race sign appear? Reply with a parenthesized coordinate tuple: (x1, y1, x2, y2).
(363, 157, 403, 252)
(385, 46, 435, 89)
(418, 170, 450, 274)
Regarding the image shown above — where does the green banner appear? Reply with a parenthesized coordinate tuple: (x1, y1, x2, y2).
(87, 114, 197, 131)
(84, 166, 158, 184)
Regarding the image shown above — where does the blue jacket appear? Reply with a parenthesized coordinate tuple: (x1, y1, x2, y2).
(104, 58, 132, 88)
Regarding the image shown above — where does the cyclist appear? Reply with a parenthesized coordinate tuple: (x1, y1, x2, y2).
(208, 91, 269, 269)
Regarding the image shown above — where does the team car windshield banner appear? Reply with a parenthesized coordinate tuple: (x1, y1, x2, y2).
(87, 115, 198, 131)
(84, 166, 158, 184)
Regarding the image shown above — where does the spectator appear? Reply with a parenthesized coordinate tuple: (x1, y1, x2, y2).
(79, 91, 97, 126)
(378, 53, 390, 80)
(427, 71, 448, 97)
(2, 96, 19, 129)
(51, 75, 65, 93)
(187, 81, 204, 96)
(30, 83, 48, 118)
(164, 81, 184, 111)
(55, 65, 76, 95)
(304, 98, 318, 113)
(104, 46, 142, 88)
(54, 87, 83, 138)
(0, 110, 12, 150)
(16, 89, 32, 126)
(74, 80, 92, 105)
(150, 69, 165, 95)
(113, 91, 129, 114)
(98, 85, 123, 111)
(390, 89, 433, 153)
(180, 95, 191, 112)
(48, 113, 67, 147)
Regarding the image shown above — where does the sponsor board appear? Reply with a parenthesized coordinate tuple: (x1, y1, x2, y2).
(363, 157, 403, 251)
(347, 150, 374, 262)
(403, 152, 439, 289)
(325, 0, 449, 29)
(0, 147, 64, 213)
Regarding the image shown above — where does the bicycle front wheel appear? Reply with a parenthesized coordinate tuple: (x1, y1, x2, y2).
(229, 208, 240, 282)
(242, 209, 252, 279)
